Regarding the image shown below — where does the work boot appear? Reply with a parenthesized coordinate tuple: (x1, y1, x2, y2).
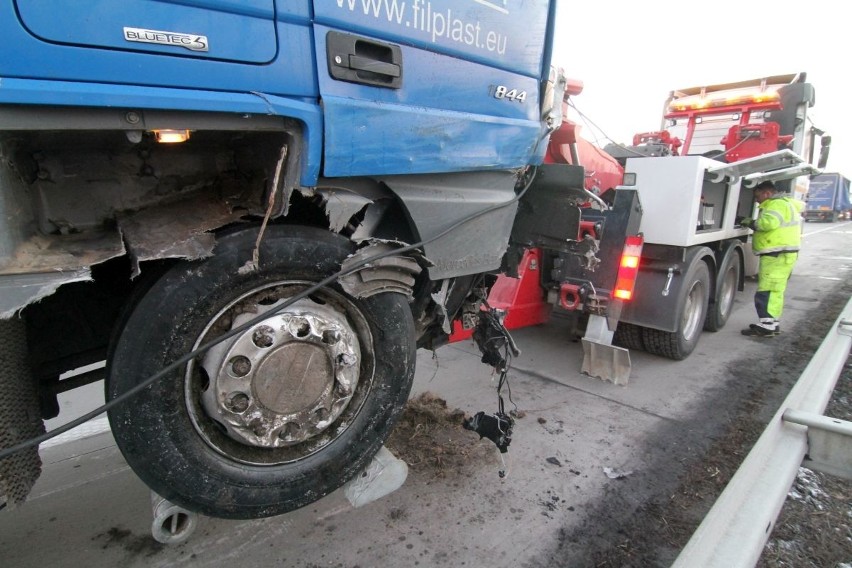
(741, 324, 778, 337)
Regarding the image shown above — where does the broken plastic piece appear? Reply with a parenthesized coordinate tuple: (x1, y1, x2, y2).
(603, 466, 633, 479)
(463, 411, 514, 454)
(343, 446, 408, 507)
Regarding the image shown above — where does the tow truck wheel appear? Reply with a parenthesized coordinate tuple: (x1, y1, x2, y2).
(613, 322, 644, 351)
(704, 248, 741, 332)
(641, 260, 710, 360)
(106, 225, 416, 519)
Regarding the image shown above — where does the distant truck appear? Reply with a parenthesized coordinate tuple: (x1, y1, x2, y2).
(805, 173, 852, 222)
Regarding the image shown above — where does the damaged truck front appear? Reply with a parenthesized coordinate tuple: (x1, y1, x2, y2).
(0, 0, 563, 518)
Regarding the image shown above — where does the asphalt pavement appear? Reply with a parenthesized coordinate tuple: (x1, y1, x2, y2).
(1, 221, 849, 567)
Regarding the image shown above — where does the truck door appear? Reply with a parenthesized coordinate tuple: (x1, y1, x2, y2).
(312, 0, 553, 177)
(6, 1, 315, 97)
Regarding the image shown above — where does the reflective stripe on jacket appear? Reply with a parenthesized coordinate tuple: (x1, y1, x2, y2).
(752, 194, 804, 255)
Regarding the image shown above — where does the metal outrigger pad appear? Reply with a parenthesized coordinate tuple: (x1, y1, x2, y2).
(581, 314, 631, 385)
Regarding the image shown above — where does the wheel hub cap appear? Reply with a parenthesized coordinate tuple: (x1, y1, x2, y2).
(200, 298, 360, 448)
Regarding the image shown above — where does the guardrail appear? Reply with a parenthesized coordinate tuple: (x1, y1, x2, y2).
(672, 296, 852, 568)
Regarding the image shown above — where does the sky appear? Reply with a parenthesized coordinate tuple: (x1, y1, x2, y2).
(551, 0, 850, 175)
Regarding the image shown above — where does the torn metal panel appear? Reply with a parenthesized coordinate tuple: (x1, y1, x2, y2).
(0, 270, 91, 318)
(429, 279, 452, 334)
(0, 228, 123, 315)
(350, 200, 389, 242)
(339, 242, 422, 299)
(0, 231, 125, 275)
(118, 193, 245, 277)
(314, 188, 373, 233)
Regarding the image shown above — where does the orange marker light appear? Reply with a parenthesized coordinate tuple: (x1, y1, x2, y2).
(613, 235, 643, 302)
(153, 129, 191, 143)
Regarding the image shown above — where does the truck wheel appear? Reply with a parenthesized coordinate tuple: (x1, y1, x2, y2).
(704, 248, 740, 332)
(642, 260, 710, 360)
(106, 225, 415, 519)
(613, 322, 644, 351)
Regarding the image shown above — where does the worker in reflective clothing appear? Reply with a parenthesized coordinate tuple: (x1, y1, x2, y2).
(738, 180, 804, 337)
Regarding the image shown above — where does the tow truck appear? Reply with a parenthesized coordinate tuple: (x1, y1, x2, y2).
(456, 72, 829, 383)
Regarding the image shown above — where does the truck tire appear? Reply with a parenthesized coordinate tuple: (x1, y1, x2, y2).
(613, 322, 644, 351)
(106, 225, 415, 519)
(704, 247, 740, 332)
(641, 260, 710, 360)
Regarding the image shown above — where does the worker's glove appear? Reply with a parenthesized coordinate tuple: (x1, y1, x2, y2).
(737, 217, 753, 228)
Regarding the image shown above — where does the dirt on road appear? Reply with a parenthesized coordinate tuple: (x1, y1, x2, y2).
(386, 391, 489, 478)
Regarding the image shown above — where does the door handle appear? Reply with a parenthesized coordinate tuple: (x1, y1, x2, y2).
(327, 31, 403, 89)
(347, 55, 400, 78)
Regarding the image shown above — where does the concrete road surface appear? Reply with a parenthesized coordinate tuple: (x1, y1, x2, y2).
(1, 222, 850, 567)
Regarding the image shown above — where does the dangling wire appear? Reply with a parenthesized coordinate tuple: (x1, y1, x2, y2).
(470, 301, 520, 478)
(480, 299, 520, 416)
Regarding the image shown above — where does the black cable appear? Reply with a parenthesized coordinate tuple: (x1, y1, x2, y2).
(479, 298, 519, 415)
(566, 100, 632, 153)
(568, 99, 681, 159)
(0, 167, 539, 461)
(702, 134, 751, 160)
(570, 99, 757, 162)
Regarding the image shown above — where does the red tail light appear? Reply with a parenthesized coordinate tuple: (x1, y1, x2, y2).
(613, 235, 643, 301)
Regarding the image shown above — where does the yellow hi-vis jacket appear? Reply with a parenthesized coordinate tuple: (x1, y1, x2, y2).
(752, 194, 805, 255)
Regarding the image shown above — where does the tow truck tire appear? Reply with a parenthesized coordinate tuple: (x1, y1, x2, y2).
(106, 225, 416, 519)
(641, 260, 710, 360)
(613, 322, 644, 351)
(704, 248, 740, 332)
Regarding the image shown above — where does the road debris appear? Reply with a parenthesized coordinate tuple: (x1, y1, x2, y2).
(603, 467, 633, 480)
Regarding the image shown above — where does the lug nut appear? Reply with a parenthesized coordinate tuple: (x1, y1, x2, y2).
(230, 356, 252, 377)
(291, 318, 311, 338)
(337, 380, 352, 396)
(322, 329, 341, 345)
(252, 326, 275, 348)
(226, 393, 250, 413)
(312, 408, 330, 424)
(279, 422, 300, 440)
(337, 353, 357, 367)
(245, 418, 267, 437)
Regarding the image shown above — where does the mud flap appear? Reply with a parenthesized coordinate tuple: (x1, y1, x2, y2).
(0, 318, 45, 509)
(580, 314, 631, 385)
(581, 339, 631, 386)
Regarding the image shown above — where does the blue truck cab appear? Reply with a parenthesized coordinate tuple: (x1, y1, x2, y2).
(0, 0, 562, 517)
